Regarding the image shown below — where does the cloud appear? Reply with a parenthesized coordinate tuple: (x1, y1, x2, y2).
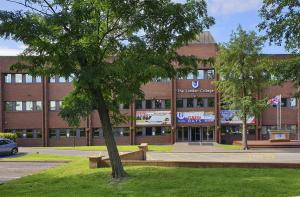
(0, 47, 24, 56)
(0, 43, 26, 56)
(207, 0, 262, 16)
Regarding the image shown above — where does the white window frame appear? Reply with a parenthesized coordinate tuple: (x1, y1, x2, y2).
(15, 101, 23, 111)
(36, 101, 43, 111)
(25, 101, 33, 111)
(35, 76, 42, 83)
(25, 74, 33, 83)
(4, 74, 12, 83)
(15, 74, 23, 83)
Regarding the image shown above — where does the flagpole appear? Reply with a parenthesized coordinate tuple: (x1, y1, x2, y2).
(277, 97, 279, 130)
(279, 94, 282, 130)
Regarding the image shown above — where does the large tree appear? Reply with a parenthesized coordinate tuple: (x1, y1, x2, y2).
(214, 26, 271, 150)
(259, 0, 300, 96)
(0, 0, 214, 178)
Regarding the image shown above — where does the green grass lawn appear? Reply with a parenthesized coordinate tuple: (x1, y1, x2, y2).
(33, 145, 173, 152)
(2, 153, 81, 161)
(1, 159, 300, 197)
(216, 144, 242, 150)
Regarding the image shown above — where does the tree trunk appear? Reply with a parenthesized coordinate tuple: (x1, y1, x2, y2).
(94, 90, 127, 178)
(242, 114, 249, 150)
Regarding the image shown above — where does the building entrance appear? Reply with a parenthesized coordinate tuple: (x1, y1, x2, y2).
(176, 127, 214, 142)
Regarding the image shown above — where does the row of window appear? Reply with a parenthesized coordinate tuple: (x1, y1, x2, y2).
(136, 127, 171, 136)
(4, 74, 75, 84)
(179, 69, 215, 80)
(5, 129, 42, 138)
(49, 128, 86, 138)
(5, 74, 42, 84)
(5, 101, 43, 112)
(5, 127, 172, 138)
(271, 98, 297, 108)
(177, 97, 215, 108)
(135, 99, 171, 109)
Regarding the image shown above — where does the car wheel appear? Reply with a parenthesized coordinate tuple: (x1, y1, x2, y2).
(11, 148, 18, 155)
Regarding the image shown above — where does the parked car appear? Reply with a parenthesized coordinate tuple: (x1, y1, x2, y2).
(0, 138, 18, 155)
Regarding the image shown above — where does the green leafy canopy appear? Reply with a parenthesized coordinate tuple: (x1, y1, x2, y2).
(0, 0, 214, 126)
(214, 26, 272, 119)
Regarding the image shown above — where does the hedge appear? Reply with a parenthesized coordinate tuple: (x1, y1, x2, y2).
(0, 132, 17, 141)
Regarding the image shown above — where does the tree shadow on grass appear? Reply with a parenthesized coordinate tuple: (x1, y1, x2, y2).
(1, 161, 300, 197)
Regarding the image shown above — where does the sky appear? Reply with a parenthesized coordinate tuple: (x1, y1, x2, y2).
(0, 0, 289, 56)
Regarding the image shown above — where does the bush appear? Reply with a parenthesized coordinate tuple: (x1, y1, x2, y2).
(0, 132, 17, 141)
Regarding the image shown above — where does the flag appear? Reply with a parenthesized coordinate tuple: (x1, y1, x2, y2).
(267, 95, 281, 105)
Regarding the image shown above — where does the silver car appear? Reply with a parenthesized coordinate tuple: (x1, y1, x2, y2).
(0, 138, 18, 155)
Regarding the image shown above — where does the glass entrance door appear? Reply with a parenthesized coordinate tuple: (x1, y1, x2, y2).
(202, 127, 214, 142)
(176, 127, 214, 142)
(190, 127, 201, 142)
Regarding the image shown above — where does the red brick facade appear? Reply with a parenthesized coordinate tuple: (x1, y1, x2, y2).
(0, 38, 299, 146)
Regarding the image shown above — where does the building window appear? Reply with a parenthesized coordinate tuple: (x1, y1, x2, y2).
(186, 72, 194, 80)
(155, 100, 162, 109)
(146, 127, 153, 136)
(288, 98, 297, 107)
(187, 98, 194, 108)
(135, 100, 143, 109)
(15, 101, 23, 111)
(165, 100, 171, 109)
(25, 101, 33, 111)
(197, 98, 204, 107)
(4, 74, 12, 83)
(49, 77, 56, 83)
(25, 74, 33, 83)
(58, 76, 66, 83)
(36, 101, 43, 111)
(206, 70, 215, 79)
(50, 101, 57, 111)
(176, 99, 183, 108)
(15, 74, 23, 83)
(197, 70, 204, 80)
(49, 129, 57, 138)
(155, 127, 162, 135)
(136, 127, 143, 136)
(207, 98, 215, 107)
(35, 76, 42, 83)
(146, 100, 152, 109)
(5, 102, 14, 112)
(281, 98, 287, 107)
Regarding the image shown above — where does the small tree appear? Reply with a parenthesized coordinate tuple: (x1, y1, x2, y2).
(214, 26, 271, 150)
(259, 0, 300, 96)
(0, 0, 214, 178)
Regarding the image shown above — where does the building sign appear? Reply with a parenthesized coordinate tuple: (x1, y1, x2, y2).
(192, 81, 199, 89)
(136, 111, 171, 125)
(177, 80, 214, 93)
(176, 89, 214, 94)
(176, 111, 215, 123)
(221, 110, 255, 124)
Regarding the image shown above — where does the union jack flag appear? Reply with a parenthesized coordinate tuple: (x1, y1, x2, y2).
(267, 95, 281, 105)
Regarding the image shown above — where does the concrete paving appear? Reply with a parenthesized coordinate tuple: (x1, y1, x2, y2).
(147, 152, 300, 163)
(19, 147, 108, 157)
(173, 142, 300, 153)
(0, 162, 61, 184)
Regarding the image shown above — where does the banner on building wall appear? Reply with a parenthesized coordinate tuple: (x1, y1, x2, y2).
(176, 111, 215, 123)
(220, 110, 255, 124)
(136, 111, 171, 125)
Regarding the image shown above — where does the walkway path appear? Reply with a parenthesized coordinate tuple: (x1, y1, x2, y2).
(147, 152, 300, 163)
(0, 162, 61, 184)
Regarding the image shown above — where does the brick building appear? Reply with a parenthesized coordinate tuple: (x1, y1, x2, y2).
(0, 32, 299, 146)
